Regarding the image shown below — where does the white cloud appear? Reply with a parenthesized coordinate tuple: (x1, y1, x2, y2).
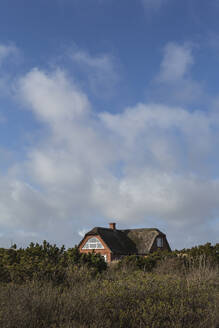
(1, 63, 219, 249)
(72, 51, 112, 71)
(96, 104, 219, 247)
(100, 103, 214, 158)
(152, 42, 204, 106)
(0, 177, 55, 230)
(158, 42, 193, 82)
(70, 48, 118, 97)
(18, 68, 90, 124)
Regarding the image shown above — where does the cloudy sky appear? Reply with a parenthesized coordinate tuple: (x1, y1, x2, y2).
(0, 0, 219, 249)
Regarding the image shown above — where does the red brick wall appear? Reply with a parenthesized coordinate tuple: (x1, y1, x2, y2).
(78, 235, 112, 263)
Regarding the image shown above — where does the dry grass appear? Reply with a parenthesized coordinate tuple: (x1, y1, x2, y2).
(0, 263, 218, 328)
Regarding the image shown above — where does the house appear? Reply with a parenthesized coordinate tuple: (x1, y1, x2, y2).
(78, 222, 171, 263)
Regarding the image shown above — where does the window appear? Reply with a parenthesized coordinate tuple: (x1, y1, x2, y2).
(82, 237, 104, 250)
(157, 237, 163, 248)
(102, 254, 107, 262)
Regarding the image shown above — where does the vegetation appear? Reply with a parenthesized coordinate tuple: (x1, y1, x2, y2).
(0, 241, 106, 284)
(0, 242, 218, 327)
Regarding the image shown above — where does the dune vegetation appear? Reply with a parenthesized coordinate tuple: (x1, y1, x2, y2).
(0, 242, 218, 328)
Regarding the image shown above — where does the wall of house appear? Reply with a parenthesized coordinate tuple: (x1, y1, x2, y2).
(78, 235, 112, 263)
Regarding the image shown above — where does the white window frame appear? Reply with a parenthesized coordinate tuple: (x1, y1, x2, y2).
(82, 237, 104, 250)
(157, 237, 163, 248)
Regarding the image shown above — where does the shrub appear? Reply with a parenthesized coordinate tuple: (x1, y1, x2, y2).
(0, 242, 106, 284)
(0, 270, 218, 328)
(0, 242, 218, 327)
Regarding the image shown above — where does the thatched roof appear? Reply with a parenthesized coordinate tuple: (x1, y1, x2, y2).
(82, 227, 167, 255)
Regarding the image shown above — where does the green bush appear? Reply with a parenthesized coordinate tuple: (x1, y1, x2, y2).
(0, 242, 106, 284)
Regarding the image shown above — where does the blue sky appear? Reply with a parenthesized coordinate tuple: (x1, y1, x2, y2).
(0, 0, 219, 249)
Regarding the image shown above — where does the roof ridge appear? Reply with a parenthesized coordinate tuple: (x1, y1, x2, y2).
(88, 227, 164, 233)
(122, 228, 161, 231)
(95, 227, 116, 230)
